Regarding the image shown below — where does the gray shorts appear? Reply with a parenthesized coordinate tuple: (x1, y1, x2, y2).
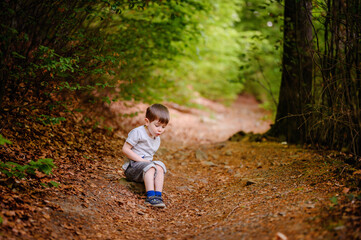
(124, 160, 167, 183)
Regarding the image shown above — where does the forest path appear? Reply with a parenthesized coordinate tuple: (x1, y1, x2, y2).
(108, 94, 272, 148)
(34, 95, 350, 240)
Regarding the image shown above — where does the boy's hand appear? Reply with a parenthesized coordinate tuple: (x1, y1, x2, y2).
(122, 142, 150, 162)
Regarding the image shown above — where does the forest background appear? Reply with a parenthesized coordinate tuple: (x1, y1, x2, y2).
(0, 0, 282, 114)
(2, 0, 359, 158)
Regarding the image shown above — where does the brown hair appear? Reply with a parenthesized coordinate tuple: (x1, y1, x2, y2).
(146, 104, 170, 124)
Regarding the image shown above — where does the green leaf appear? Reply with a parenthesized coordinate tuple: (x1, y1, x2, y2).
(12, 51, 26, 59)
(330, 196, 338, 205)
(102, 96, 111, 104)
(29, 158, 56, 175)
(49, 181, 60, 187)
(0, 134, 12, 145)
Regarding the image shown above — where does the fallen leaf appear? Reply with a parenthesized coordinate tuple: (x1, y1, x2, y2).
(342, 188, 350, 194)
(276, 232, 288, 240)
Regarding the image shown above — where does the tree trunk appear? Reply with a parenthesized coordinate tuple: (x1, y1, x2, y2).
(267, 0, 313, 143)
(0, 65, 6, 107)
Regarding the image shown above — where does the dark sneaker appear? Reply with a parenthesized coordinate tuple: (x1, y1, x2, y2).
(145, 196, 166, 208)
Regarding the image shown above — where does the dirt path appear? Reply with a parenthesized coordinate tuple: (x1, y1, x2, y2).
(42, 140, 353, 240)
(3, 95, 359, 239)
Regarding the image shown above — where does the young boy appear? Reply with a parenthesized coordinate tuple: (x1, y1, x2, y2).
(122, 104, 169, 207)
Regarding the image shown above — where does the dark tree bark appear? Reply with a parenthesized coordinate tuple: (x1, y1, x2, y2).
(267, 0, 313, 143)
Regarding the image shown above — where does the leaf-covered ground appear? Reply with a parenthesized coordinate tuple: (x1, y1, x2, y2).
(0, 95, 360, 239)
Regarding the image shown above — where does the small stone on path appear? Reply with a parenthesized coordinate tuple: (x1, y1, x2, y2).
(202, 161, 217, 166)
(195, 149, 208, 161)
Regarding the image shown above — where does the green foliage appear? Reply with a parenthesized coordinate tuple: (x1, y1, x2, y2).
(35, 46, 79, 74)
(28, 158, 56, 175)
(0, 158, 56, 179)
(104, 126, 113, 134)
(330, 196, 339, 206)
(84, 0, 215, 103)
(1, 0, 283, 113)
(1, 0, 250, 107)
(41, 181, 60, 188)
(119, 112, 139, 118)
(37, 115, 66, 125)
(236, 0, 283, 112)
(151, 0, 244, 104)
(1, 161, 29, 179)
(0, 134, 12, 145)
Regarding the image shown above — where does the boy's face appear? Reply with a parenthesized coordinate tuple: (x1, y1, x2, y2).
(145, 118, 167, 138)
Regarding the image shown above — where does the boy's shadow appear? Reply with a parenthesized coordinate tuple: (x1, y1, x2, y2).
(119, 178, 146, 196)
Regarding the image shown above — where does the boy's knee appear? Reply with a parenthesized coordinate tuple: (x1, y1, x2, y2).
(144, 166, 156, 176)
(156, 165, 164, 173)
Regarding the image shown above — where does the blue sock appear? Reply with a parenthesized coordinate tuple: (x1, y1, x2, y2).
(146, 190, 155, 197)
(155, 191, 162, 197)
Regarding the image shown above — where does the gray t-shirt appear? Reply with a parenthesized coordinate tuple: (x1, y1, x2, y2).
(122, 125, 160, 170)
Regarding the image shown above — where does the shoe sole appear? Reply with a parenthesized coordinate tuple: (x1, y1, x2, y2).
(152, 203, 166, 208)
(145, 202, 166, 208)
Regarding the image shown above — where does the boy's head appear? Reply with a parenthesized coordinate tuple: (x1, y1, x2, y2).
(145, 104, 170, 125)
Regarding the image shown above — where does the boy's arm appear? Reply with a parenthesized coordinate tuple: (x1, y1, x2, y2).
(122, 142, 150, 162)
